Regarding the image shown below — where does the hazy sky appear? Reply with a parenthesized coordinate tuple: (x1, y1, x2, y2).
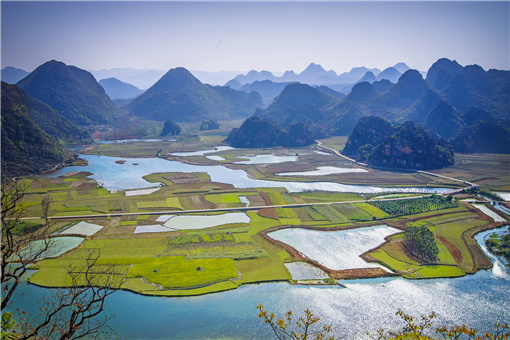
(2, 1, 509, 74)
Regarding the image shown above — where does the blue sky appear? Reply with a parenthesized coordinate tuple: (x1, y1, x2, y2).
(2, 1, 509, 73)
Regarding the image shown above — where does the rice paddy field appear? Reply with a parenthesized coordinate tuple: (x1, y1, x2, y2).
(20, 134, 509, 296)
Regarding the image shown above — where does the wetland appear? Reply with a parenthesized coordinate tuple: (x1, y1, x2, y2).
(9, 135, 510, 338)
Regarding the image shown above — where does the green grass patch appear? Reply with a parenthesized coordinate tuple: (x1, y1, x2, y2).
(332, 203, 372, 221)
(353, 202, 391, 219)
(311, 205, 348, 223)
(127, 257, 238, 289)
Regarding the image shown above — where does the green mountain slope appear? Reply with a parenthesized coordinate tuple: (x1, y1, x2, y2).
(125, 67, 262, 122)
(1, 82, 69, 178)
(17, 60, 121, 125)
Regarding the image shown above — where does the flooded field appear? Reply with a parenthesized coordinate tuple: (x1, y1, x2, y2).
(269, 225, 401, 271)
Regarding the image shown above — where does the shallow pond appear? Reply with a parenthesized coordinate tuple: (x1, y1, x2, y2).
(472, 204, 507, 222)
(269, 225, 400, 271)
(60, 221, 103, 236)
(13, 236, 85, 261)
(42, 154, 451, 195)
(7, 228, 510, 339)
(278, 165, 368, 176)
(163, 212, 250, 230)
(172, 146, 233, 157)
(96, 138, 175, 144)
(494, 192, 510, 201)
(237, 154, 298, 164)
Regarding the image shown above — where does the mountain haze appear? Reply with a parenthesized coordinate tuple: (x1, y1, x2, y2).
(125, 67, 262, 122)
(99, 77, 143, 100)
(1, 66, 30, 84)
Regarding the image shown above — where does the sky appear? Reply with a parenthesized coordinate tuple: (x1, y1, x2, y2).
(1, 1, 509, 75)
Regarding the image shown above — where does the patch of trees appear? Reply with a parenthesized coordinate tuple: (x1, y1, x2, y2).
(369, 195, 457, 217)
(403, 225, 439, 263)
(225, 116, 315, 148)
(160, 120, 181, 136)
(485, 229, 510, 264)
(200, 118, 220, 131)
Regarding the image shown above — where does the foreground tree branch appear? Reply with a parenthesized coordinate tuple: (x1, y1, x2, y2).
(1, 179, 125, 339)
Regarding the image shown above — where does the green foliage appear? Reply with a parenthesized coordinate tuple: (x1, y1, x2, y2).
(1, 312, 16, 340)
(369, 196, 457, 217)
(257, 303, 334, 340)
(485, 229, 510, 264)
(160, 120, 181, 136)
(200, 118, 220, 131)
(342, 116, 392, 158)
(367, 121, 455, 170)
(404, 225, 439, 263)
(1, 82, 67, 178)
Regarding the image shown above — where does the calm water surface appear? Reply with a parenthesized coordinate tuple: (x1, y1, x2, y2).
(42, 154, 451, 195)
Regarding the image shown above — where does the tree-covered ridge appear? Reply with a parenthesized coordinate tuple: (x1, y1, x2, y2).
(225, 116, 315, 148)
(2, 82, 92, 144)
(255, 83, 340, 130)
(342, 116, 392, 158)
(344, 117, 454, 170)
(403, 225, 439, 263)
(125, 67, 262, 122)
(1, 82, 68, 178)
(367, 121, 454, 170)
(17, 60, 121, 126)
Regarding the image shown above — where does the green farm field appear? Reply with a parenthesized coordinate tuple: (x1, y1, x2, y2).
(20, 135, 509, 296)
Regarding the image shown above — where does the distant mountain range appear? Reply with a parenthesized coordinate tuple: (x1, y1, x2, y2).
(99, 77, 143, 100)
(2, 57, 508, 179)
(229, 62, 412, 88)
(17, 60, 121, 126)
(231, 58, 509, 157)
(1, 66, 30, 84)
(89, 68, 166, 90)
(125, 67, 262, 122)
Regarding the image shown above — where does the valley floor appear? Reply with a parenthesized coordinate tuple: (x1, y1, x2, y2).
(19, 134, 510, 297)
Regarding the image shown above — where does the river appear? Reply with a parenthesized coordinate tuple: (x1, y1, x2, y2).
(8, 227, 509, 339)
(43, 154, 450, 194)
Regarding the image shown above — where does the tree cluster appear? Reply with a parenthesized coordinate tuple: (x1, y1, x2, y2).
(403, 225, 439, 263)
(160, 120, 181, 136)
(369, 195, 457, 217)
(199, 118, 220, 131)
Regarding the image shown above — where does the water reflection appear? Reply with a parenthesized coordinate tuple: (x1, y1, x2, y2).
(42, 154, 451, 195)
(6, 228, 510, 339)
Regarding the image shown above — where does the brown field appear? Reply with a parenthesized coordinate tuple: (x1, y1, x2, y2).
(437, 235, 462, 263)
(258, 208, 279, 220)
(330, 268, 396, 280)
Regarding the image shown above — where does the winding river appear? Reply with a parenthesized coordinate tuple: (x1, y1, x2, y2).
(43, 154, 450, 194)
